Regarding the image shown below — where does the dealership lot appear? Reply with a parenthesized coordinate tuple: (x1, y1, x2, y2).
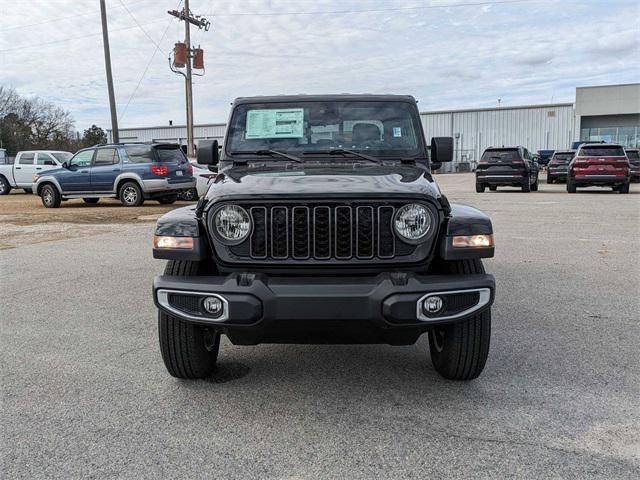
(1, 173, 639, 478)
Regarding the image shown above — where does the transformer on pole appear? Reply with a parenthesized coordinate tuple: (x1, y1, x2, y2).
(168, 1, 210, 158)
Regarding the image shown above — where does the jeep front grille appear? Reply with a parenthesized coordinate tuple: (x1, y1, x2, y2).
(215, 201, 437, 264)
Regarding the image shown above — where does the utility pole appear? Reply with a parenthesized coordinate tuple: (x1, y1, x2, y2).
(168, 2, 209, 158)
(100, 0, 119, 143)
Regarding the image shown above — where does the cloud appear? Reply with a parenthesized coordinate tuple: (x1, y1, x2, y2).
(0, 0, 638, 131)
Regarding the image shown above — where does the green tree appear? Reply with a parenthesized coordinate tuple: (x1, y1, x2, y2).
(81, 125, 107, 147)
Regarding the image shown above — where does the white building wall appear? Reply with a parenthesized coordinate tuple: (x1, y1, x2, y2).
(108, 124, 226, 145)
(421, 103, 576, 171)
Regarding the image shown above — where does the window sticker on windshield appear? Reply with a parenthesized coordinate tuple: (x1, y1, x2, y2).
(393, 127, 402, 137)
(246, 108, 304, 139)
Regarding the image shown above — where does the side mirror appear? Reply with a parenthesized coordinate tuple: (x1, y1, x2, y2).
(197, 140, 219, 170)
(45, 160, 56, 166)
(431, 137, 454, 164)
(62, 162, 68, 169)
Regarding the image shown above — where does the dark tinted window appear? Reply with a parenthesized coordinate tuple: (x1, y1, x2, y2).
(626, 150, 639, 160)
(551, 152, 574, 163)
(155, 147, 187, 163)
(481, 149, 520, 162)
(125, 146, 153, 164)
(578, 146, 625, 157)
(94, 148, 119, 165)
(19, 153, 35, 165)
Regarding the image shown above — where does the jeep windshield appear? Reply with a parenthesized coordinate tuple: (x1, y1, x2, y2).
(226, 101, 423, 160)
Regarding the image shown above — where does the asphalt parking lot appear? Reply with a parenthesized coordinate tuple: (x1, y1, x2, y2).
(1, 173, 639, 479)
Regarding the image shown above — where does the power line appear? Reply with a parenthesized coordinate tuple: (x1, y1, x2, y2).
(117, 0, 163, 50)
(203, 0, 531, 17)
(119, 2, 183, 122)
(0, 17, 169, 54)
(0, 0, 157, 32)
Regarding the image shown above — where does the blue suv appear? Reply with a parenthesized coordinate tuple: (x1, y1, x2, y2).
(33, 143, 195, 208)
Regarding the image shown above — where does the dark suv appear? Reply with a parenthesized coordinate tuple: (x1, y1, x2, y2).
(33, 143, 195, 208)
(546, 150, 574, 184)
(625, 148, 639, 182)
(151, 94, 496, 381)
(475, 146, 539, 192)
(536, 149, 555, 166)
(567, 143, 630, 193)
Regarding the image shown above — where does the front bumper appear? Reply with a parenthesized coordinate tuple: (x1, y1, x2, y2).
(153, 272, 495, 345)
(142, 177, 196, 193)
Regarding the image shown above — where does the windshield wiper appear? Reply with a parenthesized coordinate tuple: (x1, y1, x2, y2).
(253, 149, 304, 163)
(304, 149, 381, 165)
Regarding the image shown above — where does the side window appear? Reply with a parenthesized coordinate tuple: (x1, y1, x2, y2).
(124, 146, 153, 164)
(36, 153, 54, 165)
(69, 150, 94, 168)
(93, 148, 119, 166)
(19, 153, 35, 165)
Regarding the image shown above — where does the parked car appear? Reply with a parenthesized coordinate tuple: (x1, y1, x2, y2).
(625, 148, 639, 183)
(546, 150, 574, 184)
(567, 143, 630, 193)
(0, 150, 72, 195)
(33, 143, 195, 208)
(536, 149, 555, 166)
(178, 160, 217, 201)
(151, 94, 496, 381)
(475, 146, 539, 192)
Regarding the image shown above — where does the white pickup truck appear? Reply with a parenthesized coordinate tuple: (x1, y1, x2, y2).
(0, 150, 72, 195)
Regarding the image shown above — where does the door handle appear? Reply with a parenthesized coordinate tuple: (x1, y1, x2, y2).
(80, 170, 89, 173)
(112, 169, 120, 172)
(36, 167, 42, 170)
(15, 167, 21, 169)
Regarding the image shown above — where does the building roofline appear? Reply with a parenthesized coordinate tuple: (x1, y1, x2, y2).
(576, 82, 640, 90)
(419, 102, 574, 115)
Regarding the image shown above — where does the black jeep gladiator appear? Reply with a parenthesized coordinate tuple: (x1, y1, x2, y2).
(152, 95, 496, 381)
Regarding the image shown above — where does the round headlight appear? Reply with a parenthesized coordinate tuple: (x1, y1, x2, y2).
(214, 205, 251, 244)
(394, 204, 433, 243)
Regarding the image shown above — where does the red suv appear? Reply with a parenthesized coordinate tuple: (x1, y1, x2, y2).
(567, 143, 630, 194)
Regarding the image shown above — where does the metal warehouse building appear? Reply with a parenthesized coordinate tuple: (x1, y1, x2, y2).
(108, 83, 639, 171)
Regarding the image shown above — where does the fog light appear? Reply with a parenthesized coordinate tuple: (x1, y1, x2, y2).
(452, 234, 494, 248)
(202, 296, 223, 317)
(423, 296, 443, 314)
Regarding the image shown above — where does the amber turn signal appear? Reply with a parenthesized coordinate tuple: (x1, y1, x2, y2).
(452, 234, 494, 248)
(153, 235, 194, 249)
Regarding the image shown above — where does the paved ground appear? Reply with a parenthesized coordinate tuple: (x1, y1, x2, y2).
(1, 173, 639, 479)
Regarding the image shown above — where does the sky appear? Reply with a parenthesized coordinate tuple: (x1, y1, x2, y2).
(0, 0, 638, 132)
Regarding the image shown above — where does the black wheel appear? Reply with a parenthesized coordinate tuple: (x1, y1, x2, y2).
(158, 260, 221, 379)
(179, 188, 199, 201)
(567, 179, 576, 193)
(157, 194, 178, 205)
(522, 178, 531, 192)
(531, 179, 538, 191)
(428, 259, 491, 380)
(119, 181, 144, 207)
(475, 183, 485, 193)
(489, 186, 497, 191)
(546, 176, 554, 184)
(618, 182, 630, 194)
(40, 184, 61, 208)
(23, 187, 33, 194)
(0, 176, 10, 195)
(83, 198, 99, 204)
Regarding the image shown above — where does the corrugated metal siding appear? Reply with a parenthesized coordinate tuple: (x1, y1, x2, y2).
(421, 104, 576, 172)
(108, 124, 226, 144)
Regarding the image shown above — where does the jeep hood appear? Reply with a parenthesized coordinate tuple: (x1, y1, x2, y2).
(204, 165, 442, 201)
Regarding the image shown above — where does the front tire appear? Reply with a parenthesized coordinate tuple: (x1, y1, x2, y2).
(531, 178, 538, 191)
(158, 260, 220, 379)
(475, 183, 485, 193)
(428, 259, 491, 380)
(489, 185, 497, 191)
(617, 182, 630, 194)
(179, 188, 199, 201)
(40, 184, 61, 208)
(119, 181, 144, 207)
(567, 179, 576, 193)
(547, 176, 554, 184)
